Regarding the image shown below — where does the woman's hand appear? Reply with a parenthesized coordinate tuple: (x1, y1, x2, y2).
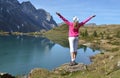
(92, 15, 96, 17)
(56, 12, 60, 16)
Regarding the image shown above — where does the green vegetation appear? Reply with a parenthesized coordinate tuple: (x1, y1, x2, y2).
(116, 31, 120, 38)
(45, 24, 120, 47)
(93, 30, 98, 37)
(44, 24, 69, 47)
(81, 29, 89, 37)
(0, 30, 9, 35)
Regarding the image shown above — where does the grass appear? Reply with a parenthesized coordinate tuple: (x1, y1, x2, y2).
(44, 24, 69, 47)
(45, 24, 120, 49)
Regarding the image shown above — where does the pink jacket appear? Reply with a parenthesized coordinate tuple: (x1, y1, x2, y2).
(57, 14, 94, 37)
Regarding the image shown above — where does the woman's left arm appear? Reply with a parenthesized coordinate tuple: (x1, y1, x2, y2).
(80, 15, 96, 25)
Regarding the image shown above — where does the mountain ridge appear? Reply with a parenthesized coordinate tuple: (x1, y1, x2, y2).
(0, 0, 57, 32)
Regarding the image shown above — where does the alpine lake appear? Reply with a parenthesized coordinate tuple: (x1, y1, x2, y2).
(0, 35, 100, 75)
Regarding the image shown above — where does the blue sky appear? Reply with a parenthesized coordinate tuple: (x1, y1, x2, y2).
(18, 0, 120, 25)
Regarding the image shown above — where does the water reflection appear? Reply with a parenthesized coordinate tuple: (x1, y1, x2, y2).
(0, 35, 55, 75)
(0, 35, 54, 53)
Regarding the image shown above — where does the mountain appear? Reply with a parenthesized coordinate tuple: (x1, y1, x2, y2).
(0, 0, 57, 32)
(85, 23, 96, 26)
(57, 22, 97, 27)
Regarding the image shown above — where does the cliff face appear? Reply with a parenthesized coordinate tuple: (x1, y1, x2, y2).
(0, 0, 57, 32)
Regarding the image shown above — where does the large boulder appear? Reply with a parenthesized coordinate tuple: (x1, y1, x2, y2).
(0, 73, 15, 78)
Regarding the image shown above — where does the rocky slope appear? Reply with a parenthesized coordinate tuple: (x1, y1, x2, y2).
(0, 0, 57, 32)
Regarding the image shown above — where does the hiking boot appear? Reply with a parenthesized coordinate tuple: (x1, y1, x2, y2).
(69, 61, 78, 66)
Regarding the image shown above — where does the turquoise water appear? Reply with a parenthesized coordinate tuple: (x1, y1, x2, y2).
(0, 35, 100, 75)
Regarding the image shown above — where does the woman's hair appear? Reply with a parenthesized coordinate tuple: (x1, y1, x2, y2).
(73, 16, 79, 29)
(73, 21, 79, 29)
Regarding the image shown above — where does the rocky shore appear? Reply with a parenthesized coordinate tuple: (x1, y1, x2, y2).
(28, 63, 87, 78)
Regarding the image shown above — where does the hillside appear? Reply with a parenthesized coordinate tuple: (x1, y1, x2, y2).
(45, 24, 120, 49)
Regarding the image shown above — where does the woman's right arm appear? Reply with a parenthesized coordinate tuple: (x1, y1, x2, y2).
(56, 12, 70, 25)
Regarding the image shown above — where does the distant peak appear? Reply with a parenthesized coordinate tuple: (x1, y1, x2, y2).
(21, 1, 32, 6)
(21, 1, 36, 11)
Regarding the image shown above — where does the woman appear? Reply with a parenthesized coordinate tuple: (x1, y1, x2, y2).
(56, 12, 96, 66)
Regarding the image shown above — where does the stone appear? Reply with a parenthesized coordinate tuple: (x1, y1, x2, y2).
(117, 61, 120, 68)
(0, 73, 15, 78)
(54, 63, 87, 74)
